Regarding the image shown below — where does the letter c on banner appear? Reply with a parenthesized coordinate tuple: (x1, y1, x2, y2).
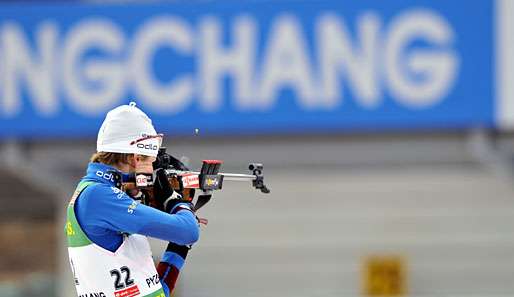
(130, 17, 194, 113)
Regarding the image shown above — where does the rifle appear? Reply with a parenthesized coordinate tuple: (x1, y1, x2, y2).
(122, 147, 270, 210)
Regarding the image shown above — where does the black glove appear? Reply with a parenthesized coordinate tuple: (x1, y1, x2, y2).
(166, 241, 191, 258)
(153, 168, 194, 213)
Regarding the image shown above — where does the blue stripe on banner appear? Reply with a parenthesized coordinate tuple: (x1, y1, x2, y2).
(0, 0, 494, 137)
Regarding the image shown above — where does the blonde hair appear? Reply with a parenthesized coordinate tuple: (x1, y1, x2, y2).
(90, 152, 131, 166)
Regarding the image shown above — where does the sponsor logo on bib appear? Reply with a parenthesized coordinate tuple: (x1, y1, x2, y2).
(114, 285, 140, 297)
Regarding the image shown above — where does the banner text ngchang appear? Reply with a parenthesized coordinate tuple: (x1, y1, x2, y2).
(0, 1, 493, 137)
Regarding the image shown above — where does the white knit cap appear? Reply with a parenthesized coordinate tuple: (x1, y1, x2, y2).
(97, 102, 162, 157)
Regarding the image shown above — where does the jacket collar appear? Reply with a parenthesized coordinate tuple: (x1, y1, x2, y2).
(84, 162, 123, 188)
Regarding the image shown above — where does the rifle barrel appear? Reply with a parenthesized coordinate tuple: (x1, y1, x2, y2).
(220, 173, 257, 181)
(165, 169, 256, 181)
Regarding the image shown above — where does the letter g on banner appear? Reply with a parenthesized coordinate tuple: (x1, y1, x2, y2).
(384, 9, 459, 109)
(63, 19, 126, 115)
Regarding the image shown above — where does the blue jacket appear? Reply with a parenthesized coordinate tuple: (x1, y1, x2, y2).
(74, 162, 199, 252)
(74, 162, 199, 296)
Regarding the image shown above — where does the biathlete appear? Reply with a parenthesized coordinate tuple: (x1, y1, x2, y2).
(65, 102, 201, 297)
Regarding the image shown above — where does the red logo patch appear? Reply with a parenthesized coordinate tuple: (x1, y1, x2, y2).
(136, 174, 149, 187)
(181, 174, 199, 188)
(114, 285, 140, 297)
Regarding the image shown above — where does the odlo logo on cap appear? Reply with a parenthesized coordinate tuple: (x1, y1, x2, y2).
(137, 143, 158, 151)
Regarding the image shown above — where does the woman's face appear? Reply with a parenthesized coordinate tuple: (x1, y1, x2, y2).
(130, 154, 156, 174)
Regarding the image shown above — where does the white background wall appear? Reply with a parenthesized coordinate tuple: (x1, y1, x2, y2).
(160, 167, 514, 297)
(48, 133, 514, 297)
